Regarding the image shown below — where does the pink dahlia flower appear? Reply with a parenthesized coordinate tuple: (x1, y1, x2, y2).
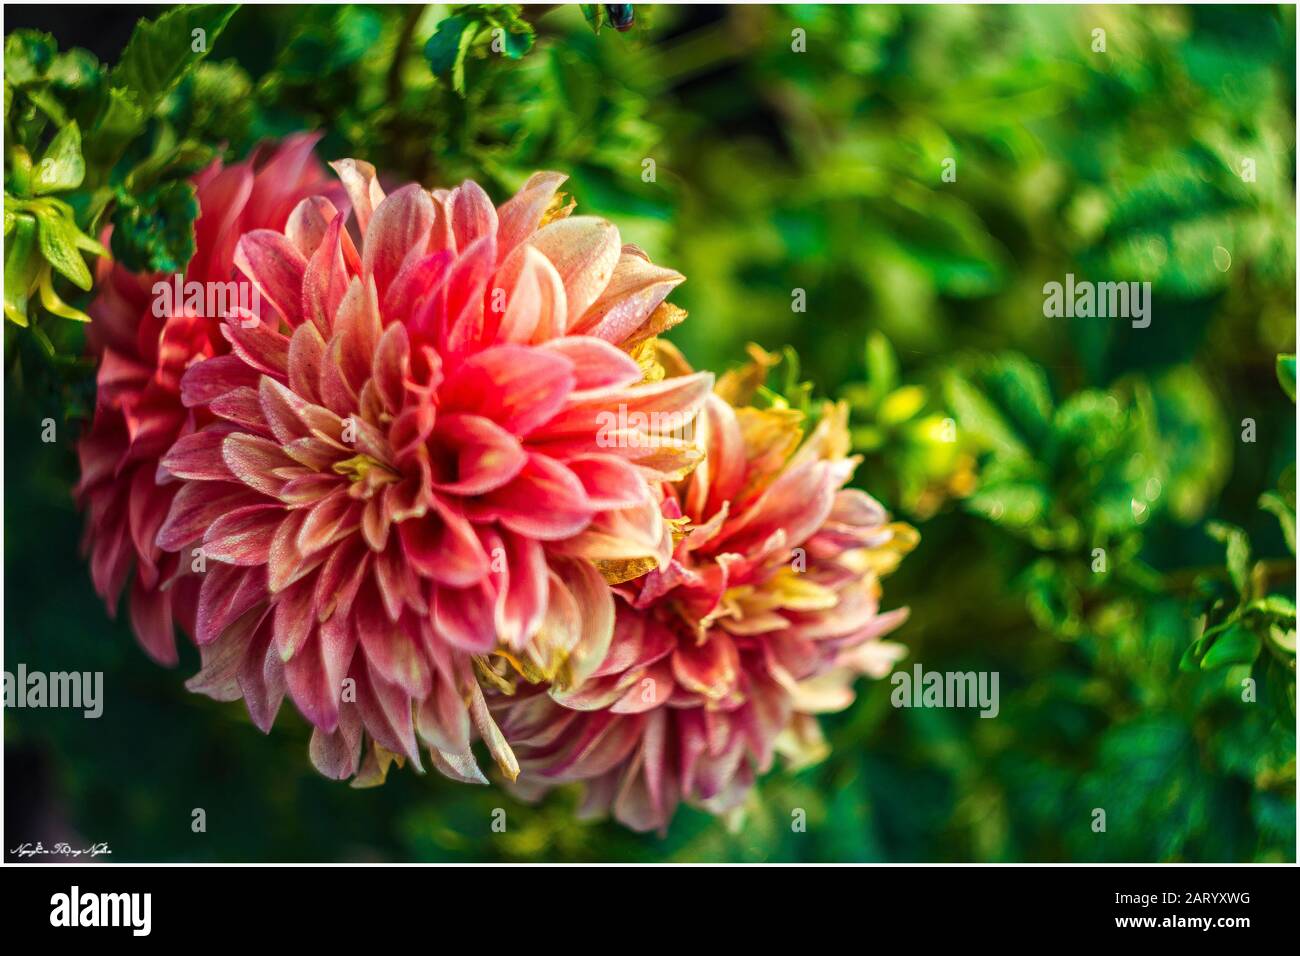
(76, 133, 334, 666)
(154, 162, 712, 784)
(491, 346, 917, 831)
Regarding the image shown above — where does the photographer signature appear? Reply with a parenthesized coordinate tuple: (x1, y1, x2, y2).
(9, 841, 112, 859)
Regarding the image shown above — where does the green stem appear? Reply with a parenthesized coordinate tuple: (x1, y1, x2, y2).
(1162, 559, 1296, 595)
(387, 5, 425, 104)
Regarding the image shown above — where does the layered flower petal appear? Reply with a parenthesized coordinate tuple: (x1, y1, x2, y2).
(76, 133, 334, 665)
(493, 350, 916, 831)
(146, 163, 707, 785)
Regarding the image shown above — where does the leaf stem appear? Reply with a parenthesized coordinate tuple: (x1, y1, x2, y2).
(387, 5, 425, 104)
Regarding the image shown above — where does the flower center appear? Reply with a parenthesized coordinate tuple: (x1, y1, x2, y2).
(332, 453, 400, 497)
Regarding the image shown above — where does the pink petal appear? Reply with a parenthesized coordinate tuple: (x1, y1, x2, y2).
(432, 580, 498, 653)
(203, 505, 284, 565)
(672, 634, 741, 699)
(431, 413, 527, 495)
(363, 183, 434, 302)
(448, 179, 498, 250)
(537, 335, 642, 390)
(272, 574, 316, 661)
(491, 244, 568, 346)
(234, 229, 308, 328)
(383, 243, 451, 319)
(371, 320, 410, 415)
(565, 454, 651, 510)
(490, 530, 548, 651)
(310, 703, 363, 779)
(287, 319, 327, 406)
(397, 498, 489, 586)
(573, 250, 684, 344)
(297, 490, 360, 556)
(158, 481, 266, 551)
(239, 615, 286, 733)
(533, 371, 714, 442)
(355, 588, 432, 698)
(222, 432, 294, 497)
(221, 313, 290, 377)
(285, 195, 341, 258)
(161, 428, 236, 482)
(440, 344, 575, 436)
(329, 158, 385, 234)
(528, 215, 621, 331)
(495, 171, 567, 262)
(180, 354, 262, 408)
(441, 234, 496, 355)
(331, 276, 382, 390)
(469, 454, 594, 540)
(301, 213, 352, 337)
(195, 563, 268, 646)
(552, 556, 615, 689)
(129, 577, 178, 666)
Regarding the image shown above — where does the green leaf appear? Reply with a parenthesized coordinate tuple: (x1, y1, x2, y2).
(982, 353, 1054, 448)
(501, 27, 534, 60)
(31, 201, 93, 289)
(1021, 558, 1082, 636)
(878, 385, 926, 426)
(1206, 521, 1251, 599)
(1267, 623, 1297, 657)
(3, 213, 41, 325)
(328, 6, 385, 70)
(484, 8, 536, 60)
(1246, 594, 1297, 626)
(48, 48, 103, 92)
(1259, 491, 1296, 555)
(31, 121, 85, 194)
(864, 331, 899, 402)
(111, 5, 236, 109)
(580, 4, 607, 34)
(110, 179, 199, 274)
(1052, 391, 1126, 461)
(1200, 623, 1261, 669)
(26, 87, 68, 126)
(945, 373, 1029, 460)
(167, 61, 253, 148)
(122, 136, 213, 194)
(4, 30, 56, 86)
(1276, 354, 1296, 402)
(83, 86, 148, 170)
(1151, 366, 1230, 523)
(967, 481, 1049, 529)
(424, 14, 478, 94)
(1178, 639, 1204, 673)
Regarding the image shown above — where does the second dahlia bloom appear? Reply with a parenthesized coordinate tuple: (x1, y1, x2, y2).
(75, 133, 334, 666)
(491, 346, 917, 831)
(155, 163, 712, 783)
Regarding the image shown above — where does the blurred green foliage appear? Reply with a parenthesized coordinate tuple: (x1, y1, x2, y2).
(4, 3, 1295, 861)
(5, 5, 237, 420)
